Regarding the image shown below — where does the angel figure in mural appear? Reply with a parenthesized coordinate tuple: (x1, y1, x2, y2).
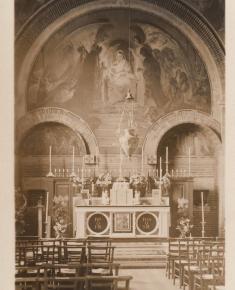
(140, 45, 168, 109)
(154, 47, 192, 108)
(28, 42, 88, 108)
(131, 34, 146, 106)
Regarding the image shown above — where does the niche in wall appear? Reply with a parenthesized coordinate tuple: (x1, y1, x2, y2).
(18, 122, 86, 177)
(157, 123, 221, 236)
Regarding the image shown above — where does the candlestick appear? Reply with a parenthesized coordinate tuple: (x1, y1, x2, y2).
(70, 146, 76, 177)
(159, 157, 162, 203)
(45, 192, 49, 223)
(73, 146, 75, 170)
(82, 156, 85, 189)
(141, 147, 144, 175)
(166, 147, 169, 173)
(46, 146, 54, 177)
(188, 147, 191, 176)
(201, 191, 205, 237)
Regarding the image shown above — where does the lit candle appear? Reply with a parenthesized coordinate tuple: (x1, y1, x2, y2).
(188, 147, 191, 176)
(45, 192, 49, 223)
(201, 191, 205, 237)
(166, 147, 168, 173)
(49, 146, 52, 172)
(159, 157, 162, 201)
(72, 146, 75, 173)
(82, 156, 84, 188)
(141, 147, 144, 175)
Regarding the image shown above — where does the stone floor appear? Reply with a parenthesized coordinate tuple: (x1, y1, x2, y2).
(119, 268, 180, 290)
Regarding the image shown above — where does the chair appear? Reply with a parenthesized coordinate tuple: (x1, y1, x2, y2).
(86, 275, 132, 290)
(16, 245, 43, 266)
(59, 244, 86, 264)
(165, 238, 181, 279)
(193, 256, 225, 290)
(15, 265, 44, 290)
(86, 237, 112, 247)
(87, 246, 115, 277)
(15, 276, 45, 290)
(182, 240, 225, 290)
(172, 240, 189, 286)
(87, 246, 115, 264)
(43, 263, 85, 290)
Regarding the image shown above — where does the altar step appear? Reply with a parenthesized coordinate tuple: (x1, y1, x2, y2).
(113, 241, 168, 269)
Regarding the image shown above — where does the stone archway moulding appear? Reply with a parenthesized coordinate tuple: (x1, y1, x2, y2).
(15, 0, 224, 121)
(143, 109, 221, 159)
(16, 107, 99, 155)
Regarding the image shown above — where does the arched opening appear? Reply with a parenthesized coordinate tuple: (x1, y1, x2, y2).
(17, 122, 87, 179)
(155, 123, 222, 237)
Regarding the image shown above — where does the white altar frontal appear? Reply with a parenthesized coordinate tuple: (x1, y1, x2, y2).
(74, 205, 170, 238)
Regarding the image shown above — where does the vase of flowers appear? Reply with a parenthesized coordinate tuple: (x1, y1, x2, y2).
(52, 195, 69, 238)
(176, 216, 193, 238)
(15, 188, 27, 236)
(130, 173, 147, 197)
(96, 172, 112, 196)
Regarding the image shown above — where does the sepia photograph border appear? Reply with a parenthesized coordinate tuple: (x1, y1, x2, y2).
(1, 1, 235, 290)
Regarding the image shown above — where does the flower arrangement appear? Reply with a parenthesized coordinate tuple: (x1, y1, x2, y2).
(53, 195, 69, 238)
(15, 188, 27, 235)
(176, 216, 193, 238)
(96, 172, 112, 190)
(161, 173, 171, 196)
(153, 173, 171, 193)
(177, 197, 189, 210)
(129, 173, 147, 196)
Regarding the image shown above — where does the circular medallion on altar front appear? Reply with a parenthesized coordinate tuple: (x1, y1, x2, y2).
(87, 212, 109, 235)
(136, 212, 159, 235)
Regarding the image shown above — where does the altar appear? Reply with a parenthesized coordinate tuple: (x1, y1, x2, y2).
(74, 205, 170, 238)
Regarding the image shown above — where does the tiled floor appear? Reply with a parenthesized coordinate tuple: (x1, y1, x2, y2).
(119, 268, 180, 290)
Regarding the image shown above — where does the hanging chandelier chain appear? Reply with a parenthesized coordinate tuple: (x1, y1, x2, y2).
(128, 0, 131, 66)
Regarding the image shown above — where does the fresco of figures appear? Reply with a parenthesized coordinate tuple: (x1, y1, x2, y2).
(20, 123, 86, 156)
(27, 20, 211, 125)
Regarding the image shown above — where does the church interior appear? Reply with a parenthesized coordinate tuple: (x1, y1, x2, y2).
(13, 0, 225, 289)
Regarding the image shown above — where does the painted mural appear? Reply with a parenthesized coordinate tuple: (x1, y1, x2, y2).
(15, 0, 224, 36)
(20, 123, 86, 156)
(158, 124, 215, 157)
(27, 20, 211, 126)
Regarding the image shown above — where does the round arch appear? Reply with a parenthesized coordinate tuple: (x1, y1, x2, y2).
(16, 107, 99, 155)
(142, 109, 221, 159)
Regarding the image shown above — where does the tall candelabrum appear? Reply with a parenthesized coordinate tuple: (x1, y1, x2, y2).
(46, 146, 55, 177)
(201, 191, 206, 237)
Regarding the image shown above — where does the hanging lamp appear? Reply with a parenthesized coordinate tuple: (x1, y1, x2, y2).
(118, 0, 139, 160)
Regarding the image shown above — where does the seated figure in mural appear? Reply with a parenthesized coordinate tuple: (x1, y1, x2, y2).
(102, 49, 136, 105)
